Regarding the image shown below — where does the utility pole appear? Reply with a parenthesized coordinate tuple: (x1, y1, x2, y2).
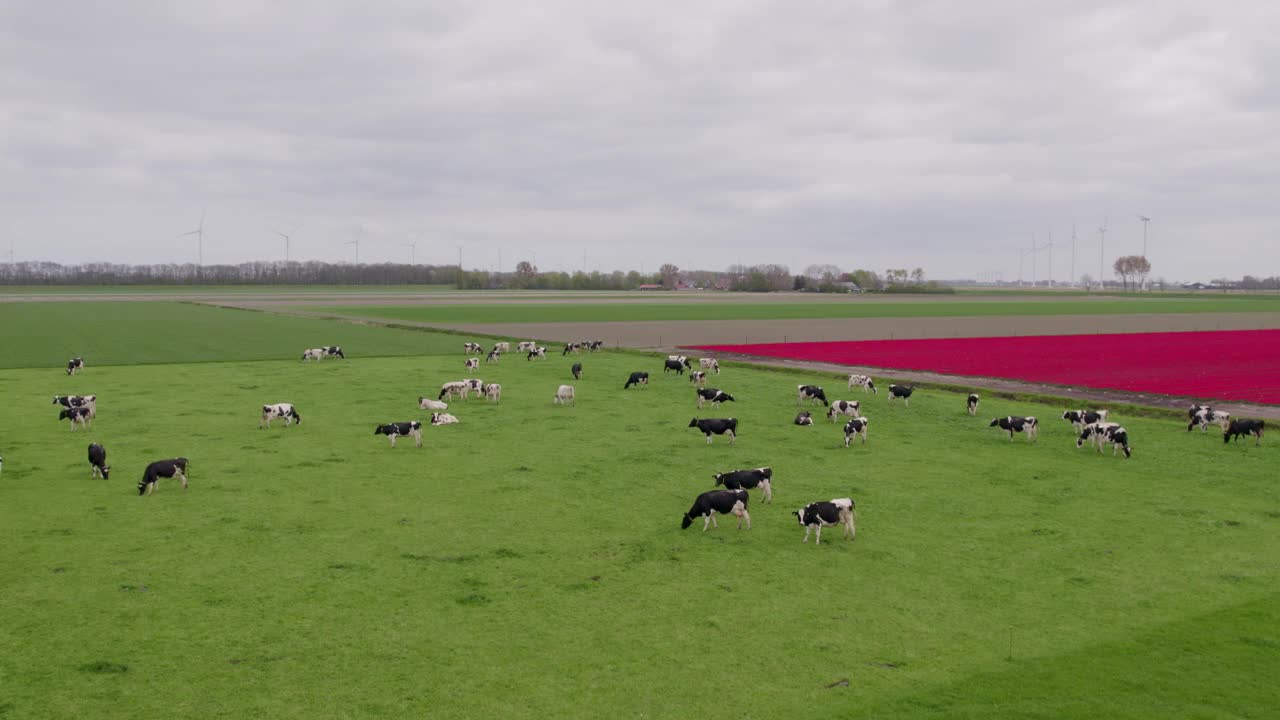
(1071, 223, 1077, 288)
(1031, 236, 1037, 287)
(1047, 231, 1053, 288)
(457, 245, 464, 289)
(1139, 215, 1151, 291)
(1098, 222, 1108, 291)
(403, 242, 416, 265)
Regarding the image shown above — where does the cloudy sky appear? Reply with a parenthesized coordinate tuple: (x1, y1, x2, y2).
(3, 1, 1277, 281)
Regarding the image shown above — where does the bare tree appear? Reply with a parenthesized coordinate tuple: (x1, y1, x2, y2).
(659, 263, 680, 288)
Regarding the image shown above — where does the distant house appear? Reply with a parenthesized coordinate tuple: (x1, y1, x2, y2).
(638, 284, 665, 291)
(835, 281, 862, 293)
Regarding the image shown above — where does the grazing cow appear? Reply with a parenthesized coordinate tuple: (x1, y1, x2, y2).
(666, 355, 693, 369)
(624, 371, 649, 389)
(1224, 419, 1265, 446)
(554, 385, 576, 406)
(54, 395, 97, 418)
(87, 443, 109, 479)
(483, 383, 502, 402)
(793, 498, 856, 544)
(374, 421, 423, 448)
(1188, 404, 1210, 421)
(1063, 409, 1109, 431)
(464, 342, 483, 355)
(1076, 422, 1121, 451)
(700, 358, 720, 374)
(587, 340, 605, 352)
(826, 400, 861, 422)
(493, 342, 511, 353)
(843, 417, 870, 446)
(260, 403, 301, 429)
(485, 349, 501, 364)
(301, 348, 329, 361)
(138, 458, 189, 495)
(1102, 426, 1133, 457)
(689, 371, 707, 386)
(795, 411, 813, 426)
(680, 489, 751, 531)
(967, 394, 980, 416)
(418, 397, 449, 411)
(990, 416, 1038, 441)
(464, 357, 479, 371)
(58, 406, 92, 430)
(714, 467, 773, 503)
(517, 341, 537, 353)
(696, 388, 735, 409)
(562, 343, 582, 356)
(66, 357, 84, 375)
(797, 385, 829, 407)
(1188, 407, 1231, 433)
(323, 346, 345, 359)
(527, 347, 547, 360)
(847, 374, 877, 394)
(664, 358, 687, 375)
(571, 362, 582, 380)
(888, 385, 915, 405)
(438, 381, 469, 401)
(430, 412, 460, 425)
(0, 454, 3, 476)
(689, 417, 737, 445)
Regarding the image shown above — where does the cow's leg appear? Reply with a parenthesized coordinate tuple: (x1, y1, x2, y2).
(702, 515, 712, 532)
(705, 434, 712, 445)
(389, 435, 397, 448)
(803, 525, 811, 543)
(762, 481, 772, 504)
(815, 525, 822, 545)
(413, 431, 422, 448)
(728, 430, 736, 446)
(739, 509, 750, 530)
(179, 472, 188, 490)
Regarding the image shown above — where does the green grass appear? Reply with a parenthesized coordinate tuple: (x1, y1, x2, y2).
(312, 296, 1280, 324)
(1, 344, 1277, 718)
(0, 302, 474, 368)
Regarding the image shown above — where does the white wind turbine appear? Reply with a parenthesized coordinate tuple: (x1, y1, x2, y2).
(180, 211, 206, 274)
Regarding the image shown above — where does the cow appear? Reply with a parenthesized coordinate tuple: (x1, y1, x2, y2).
(696, 388, 735, 409)
(1102, 426, 1133, 457)
(624, 371, 649, 389)
(700, 358, 720, 374)
(527, 347, 547, 360)
(260, 403, 301, 429)
(793, 498, 856, 544)
(483, 383, 502, 402)
(1188, 404, 1210, 422)
(688, 371, 707, 387)
(418, 397, 449, 411)
(1188, 407, 1231, 433)
(843, 417, 869, 447)
(571, 362, 582, 380)
(1076, 422, 1121, 451)
(430, 412, 460, 426)
(493, 342, 511, 353)
(797, 385, 829, 407)
(464, 357, 480, 371)
(888, 385, 915, 405)
(714, 467, 773, 503)
(680, 489, 750, 531)
(464, 342, 483, 355)
(54, 395, 96, 418)
(1224, 419, 1265, 446)
(374, 421, 423, 448)
(847, 374, 877, 394)
(587, 340, 605, 352)
(667, 355, 693, 369)
(562, 343, 582, 356)
(87, 443, 109, 479)
(826, 400, 861, 422)
(138, 458, 189, 495)
(323, 346, 345, 359)
(0, 454, 4, 476)
(795, 411, 813, 426)
(555, 385, 576, 406)
(664, 358, 687, 375)
(66, 357, 84, 375)
(990, 416, 1038, 442)
(301, 348, 330, 361)
(485, 349, 501, 364)
(1063, 409, 1109, 432)
(438, 381, 469, 401)
(517, 341, 537, 353)
(967, 394, 980, 416)
(58, 406, 92, 430)
(689, 417, 737, 445)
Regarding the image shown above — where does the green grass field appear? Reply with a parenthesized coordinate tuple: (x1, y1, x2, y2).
(2, 317, 1277, 718)
(312, 296, 1280, 325)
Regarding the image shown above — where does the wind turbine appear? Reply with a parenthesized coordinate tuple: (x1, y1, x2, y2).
(1098, 219, 1108, 291)
(275, 225, 299, 263)
(180, 211, 206, 271)
(1071, 223, 1077, 288)
(1138, 215, 1151, 291)
(402, 241, 416, 265)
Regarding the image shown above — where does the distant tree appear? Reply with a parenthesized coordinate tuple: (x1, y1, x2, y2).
(1080, 273, 1094, 289)
(850, 269, 883, 292)
(659, 263, 680, 288)
(1132, 255, 1151, 290)
(794, 275, 807, 291)
(1113, 257, 1132, 292)
(910, 267, 925, 284)
(1113, 256, 1149, 292)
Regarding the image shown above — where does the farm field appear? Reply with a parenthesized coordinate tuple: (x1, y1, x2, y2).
(0, 285, 461, 296)
(2, 315, 1278, 718)
(695, 329, 1280, 406)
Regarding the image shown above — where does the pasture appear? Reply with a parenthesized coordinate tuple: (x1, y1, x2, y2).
(2, 308, 1278, 718)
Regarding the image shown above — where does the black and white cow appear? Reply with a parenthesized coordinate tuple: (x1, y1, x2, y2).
(681, 489, 750, 531)
(797, 385, 829, 407)
(826, 400, 861, 422)
(587, 340, 605, 352)
(700, 358, 720, 374)
(554, 385, 576, 406)
(624, 371, 649, 389)
(843, 417, 869, 447)
(527, 347, 547, 360)
(485, 348, 501, 364)
(696, 388, 735, 409)
(323, 346, 345, 359)
(87, 443, 109, 479)
(1076, 422, 1121, 451)
(562, 343, 582, 356)
(58, 406, 92, 430)
(138, 458, 189, 495)
(464, 342, 483, 355)
(438, 381, 469, 401)
(54, 394, 96, 417)
(795, 411, 813, 426)
(571, 362, 582, 380)
(793, 498, 856, 544)
(967, 394, 979, 416)
(847, 374, 877, 394)
(482, 383, 502, 402)
(374, 421, 423, 448)
(430, 412, 460, 426)
(66, 357, 84, 375)
(302, 347, 327, 361)
(689, 417, 737, 445)
(888, 384, 915, 405)
(663, 358, 687, 375)
(260, 403, 301, 429)
(689, 371, 707, 386)
(666, 355, 693, 369)
(990, 416, 1038, 441)
(517, 341, 537, 353)
(493, 342, 511, 353)
(714, 467, 773, 503)
(418, 397, 449, 411)
(1224, 419, 1265, 446)
(1188, 407, 1231, 433)
(1063, 409, 1109, 432)
(464, 357, 479, 371)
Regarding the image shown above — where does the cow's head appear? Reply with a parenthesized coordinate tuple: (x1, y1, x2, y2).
(688, 418, 699, 428)
(100, 465, 111, 479)
(988, 418, 1001, 427)
(374, 425, 387, 435)
(792, 508, 809, 527)
(137, 480, 149, 495)
(713, 473, 724, 486)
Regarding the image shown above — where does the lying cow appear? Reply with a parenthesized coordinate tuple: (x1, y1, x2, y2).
(888, 384, 915, 405)
(681, 489, 750, 531)
(797, 385, 829, 407)
(374, 421, 423, 448)
(848, 374, 877, 394)
(418, 397, 449, 411)
(138, 458, 189, 495)
(689, 371, 707, 386)
(260, 403, 301, 429)
(714, 467, 773, 503)
(990, 416, 1037, 442)
(88, 442, 110, 479)
(696, 388, 735, 409)
(689, 417, 737, 445)
(794, 411, 813, 426)
(793, 498, 856, 544)
(700, 358, 720, 374)
(1063, 409, 1109, 432)
(827, 400, 861, 422)
(967, 394, 979, 416)
(1224, 419, 1265, 446)
(554, 385, 576, 406)
(430, 413, 460, 426)
(59, 406, 92, 430)
(843, 417, 869, 447)
(66, 357, 84, 375)
(624, 371, 649, 389)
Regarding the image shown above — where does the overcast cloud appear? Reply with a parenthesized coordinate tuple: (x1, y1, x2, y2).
(2, 1, 1277, 281)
